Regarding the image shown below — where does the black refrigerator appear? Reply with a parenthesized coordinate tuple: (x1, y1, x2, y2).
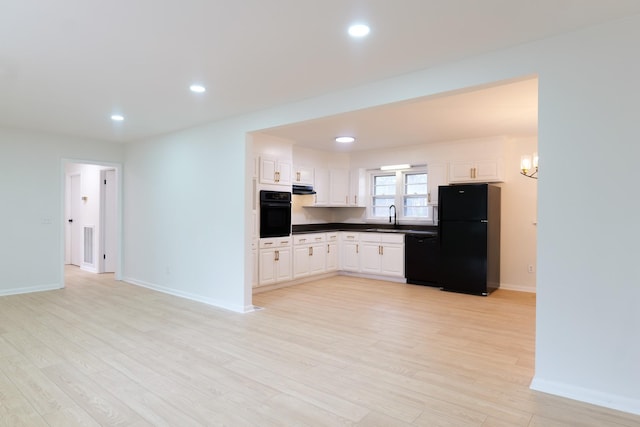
(438, 184, 500, 295)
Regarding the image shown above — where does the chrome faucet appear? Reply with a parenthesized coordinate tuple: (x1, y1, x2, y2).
(389, 204, 397, 227)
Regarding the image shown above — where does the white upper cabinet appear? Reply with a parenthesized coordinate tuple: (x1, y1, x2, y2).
(313, 167, 329, 206)
(260, 156, 292, 186)
(448, 158, 503, 183)
(349, 168, 366, 207)
(427, 163, 447, 205)
(329, 169, 349, 206)
(293, 165, 314, 186)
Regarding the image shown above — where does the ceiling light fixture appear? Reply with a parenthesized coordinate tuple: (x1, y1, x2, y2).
(335, 136, 355, 143)
(348, 24, 370, 38)
(190, 84, 206, 93)
(110, 114, 124, 121)
(380, 164, 410, 171)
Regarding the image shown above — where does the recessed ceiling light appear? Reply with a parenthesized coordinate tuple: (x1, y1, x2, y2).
(335, 136, 355, 143)
(111, 114, 124, 121)
(348, 24, 370, 38)
(190, 84, 206, 93)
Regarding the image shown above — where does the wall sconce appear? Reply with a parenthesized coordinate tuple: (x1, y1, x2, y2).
(520, 153, 538, 179)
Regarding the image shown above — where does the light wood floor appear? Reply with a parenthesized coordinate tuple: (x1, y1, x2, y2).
(1, 268, 638, 426)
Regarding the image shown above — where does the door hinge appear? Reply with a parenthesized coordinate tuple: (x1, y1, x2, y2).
(103, 254, 106, 259)
(104, 179, 107, 184)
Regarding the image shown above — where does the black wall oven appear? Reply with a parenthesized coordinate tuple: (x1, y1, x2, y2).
(259, 190, 292, 238)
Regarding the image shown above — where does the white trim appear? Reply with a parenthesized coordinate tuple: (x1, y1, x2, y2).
(338, 271, 406, 283)
(499, 282, 536, 293)
(122, 277, 250, 313)
(530, 377, 640, 416)
(0, 283, 62, 296)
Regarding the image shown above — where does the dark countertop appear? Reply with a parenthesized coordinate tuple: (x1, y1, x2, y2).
(292, 223, 438, 235)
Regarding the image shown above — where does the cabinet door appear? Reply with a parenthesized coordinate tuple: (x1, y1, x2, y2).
(349, 168, 366, 207)
(309, 243, 326, 275)
(314, 168, 329, 205)
(360, 242, 382, 274)
(293, 166, 314, 185)
(326, 242, 339, 272)
(260, 157, 277, 184)
(259, 249, 276, 286)
(329, 169, 349, 206)
(293, 245, 310, 279)
(380, 244, 404, 277)
(449, 161, 475, 183)
(276, 247, 292, 282)
(474, 159, 501, 182)
(276, 160, 292, 185)
(341, 241, 360, 272)
(427, 163, 447, 205)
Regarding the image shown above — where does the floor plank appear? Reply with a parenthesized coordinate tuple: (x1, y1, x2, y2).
(0, 266, 637, 426)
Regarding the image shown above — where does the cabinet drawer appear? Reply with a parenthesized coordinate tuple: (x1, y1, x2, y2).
(294, 233, 325, 245)
(260, 237, 292, 249)
(381, 234, 404, 244)
(340, 232, 360, 241)
(360, 233, 382, 243)
(326, 233, 339, 242)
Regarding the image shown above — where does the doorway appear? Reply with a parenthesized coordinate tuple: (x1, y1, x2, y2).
(63, 161, 121, 280)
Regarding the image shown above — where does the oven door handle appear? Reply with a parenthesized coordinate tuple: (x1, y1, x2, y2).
(261, 202, 291, 207)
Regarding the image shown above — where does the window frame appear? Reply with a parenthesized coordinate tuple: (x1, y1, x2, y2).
(367, 166, 430, 223)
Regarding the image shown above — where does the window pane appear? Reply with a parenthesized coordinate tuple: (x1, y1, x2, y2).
(404, 173, 427, 195)
(404, 206, 428, 217)
(405, 173, 427, 184)
(404, 195, 428, 217)
(372, 196, 394, 217)
(374, 175, 396, 194)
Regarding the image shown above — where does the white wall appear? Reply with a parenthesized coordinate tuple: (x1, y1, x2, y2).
(120, 14, 639, 414)
(123, 120, 251, 313)
(0, 128, 123, 295)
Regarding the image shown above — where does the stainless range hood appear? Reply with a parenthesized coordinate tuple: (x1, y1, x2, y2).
(292, 185, 316, 195)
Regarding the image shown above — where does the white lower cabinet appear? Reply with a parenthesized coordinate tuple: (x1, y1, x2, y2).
(258, 237, 292, 286)
(358, 233, 405, 278)
(256, 231, 406, 289)
(340, 232, 360, 272)
(293, 233, 326, 279)
(325, 233, 339, 272)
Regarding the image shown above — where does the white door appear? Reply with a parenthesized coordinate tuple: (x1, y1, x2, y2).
(69, 174, 82, 266)
(102, 169, 117, 273)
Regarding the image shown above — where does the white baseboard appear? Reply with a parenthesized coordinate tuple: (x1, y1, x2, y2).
(121, 277, 250, 313)
(0, 283, 61, 297)
(530, 377, 640, 416)
(500, 282, 536, 293)
(339, 271, 406, 283)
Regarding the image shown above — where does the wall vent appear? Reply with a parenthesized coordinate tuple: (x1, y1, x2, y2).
(84, 226, 94, 264)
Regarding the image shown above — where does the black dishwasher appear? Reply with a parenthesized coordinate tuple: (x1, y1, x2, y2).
(405, 233, 440, 286)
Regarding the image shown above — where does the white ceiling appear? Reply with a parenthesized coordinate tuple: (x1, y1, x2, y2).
(2, 1, 640, 143)
(262, 77, 539, 152)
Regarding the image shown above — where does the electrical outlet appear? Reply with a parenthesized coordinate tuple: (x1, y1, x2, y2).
(528, 264, 535, 273)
